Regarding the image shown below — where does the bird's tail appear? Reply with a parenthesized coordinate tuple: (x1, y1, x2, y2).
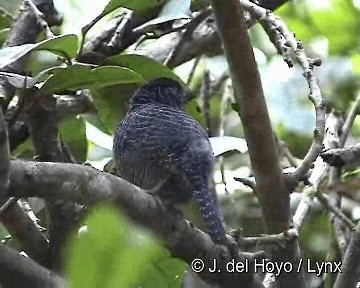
(193, 187, 226, 242)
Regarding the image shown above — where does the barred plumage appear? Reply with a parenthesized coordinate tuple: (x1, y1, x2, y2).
(113, 78, 226, 241)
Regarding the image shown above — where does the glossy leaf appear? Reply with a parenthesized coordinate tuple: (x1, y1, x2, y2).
(134, 0, 191, 32)
(104, 54, 183, 82)
(81, 0, 168, 37)
(102, 0, 168, 14)
(0, 34, 78, 69)
(41, 64, 145, 94)
(59, 116, 88, 162)
(66, 205, 180, 288)
(90, 83, 140, 133)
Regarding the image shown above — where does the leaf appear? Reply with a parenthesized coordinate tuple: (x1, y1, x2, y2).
(81, 0, 168, 37)
(309, 0, 360, 55)
(66, 205, 168, 288)
(352, 53, 360, 74)
(90, 83, 140, 133)
(41, 64, 145, 94)
(36, 34, 79, 59)
(134, 0, 191, 33)
(231, 102, 240, 113)
(59, 116, 88, 162)
(209, 136, 248, 157)
(102, 0, 168, 15)
(0, 66, 59, 89)
(0, 34, 78, 69)
(0, 8, 13, 29)
(94, 54, 184, 132)
(0, 28, 9, 45)
(0, 72, 36, 89)
(185, 98, 205, 127)
(104, 54, 183, 82)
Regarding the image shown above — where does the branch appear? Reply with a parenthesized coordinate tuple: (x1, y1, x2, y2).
(3, 0, 61, 73)
(333, 221, 360, 288)
(164, 7, 212, 67)
(7, 160, 264, 287)
(209, 1, 306, 287)
(210, 0, 287, 234)
(0, 245, 64, 288)
(0, 109, 10, 195)
(239, 0, 326, 183)
(321, 144, 360, 167)
(24, 0, 55, 38)
(1, 92, 49, 264)
(8, 92, 96, 151)
(293, 112, 343, 229)
(339, 93, 360, 147)
(23, 89, 82, 271)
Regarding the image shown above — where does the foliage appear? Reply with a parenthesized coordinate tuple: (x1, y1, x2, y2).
(0, 0, 359, 287)
(66, 205, 185, 288)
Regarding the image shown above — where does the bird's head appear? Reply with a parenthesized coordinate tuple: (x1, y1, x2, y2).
(130, 77, 191, 109)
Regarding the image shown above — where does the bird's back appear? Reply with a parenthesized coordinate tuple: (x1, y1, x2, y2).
(113, 78, 226, 242)
(114, 103, 214, 203)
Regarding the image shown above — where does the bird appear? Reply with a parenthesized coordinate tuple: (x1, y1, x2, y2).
(113, 77, 227, 243)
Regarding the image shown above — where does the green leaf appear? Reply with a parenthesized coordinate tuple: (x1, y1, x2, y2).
(309, 0, 360, 55)
(41, 64, 145, 94)
(352, 53, 360, 74)
(0, 34, 78, 69)
(105, 54, 183, 83)
(0, 66, 60, 89)
(59, 116, 88, 162)
(81, 0, 169, 37)
(90, 82, 140, 133)
(231, 102, 240, 113)
(102, 0, 168, 15)
(144, 254, 185, 288)
(134, 0, 191, 33)
(66, 205, 173, 288)
(278, 0, 360, 55)
(0, 8, 13, 29)
(12, 139, 35, 159)
(185, 98, 205, 127)
(342, 168, 360, 180)
(36, 34, 79, 59)
(0, 28, 9, 46)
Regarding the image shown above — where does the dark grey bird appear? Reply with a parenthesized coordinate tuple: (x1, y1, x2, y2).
(113, 77, 227, 242)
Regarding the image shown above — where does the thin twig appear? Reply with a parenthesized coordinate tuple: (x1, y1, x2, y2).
(186, 56, 201, 85)
(107, 10, 134, 52)
(0, 197, 18, 216)
(239, 0, 326, 182)
(316, 192, 355, 230)
(339, 93, 360, 147)
(293, 112, 341, 230)
(164, 7, 212, 67)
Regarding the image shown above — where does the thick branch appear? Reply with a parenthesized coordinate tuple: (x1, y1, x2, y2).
(24, 89, 82, 271)
(334, 222, 360, 288)
(321, 143, 360, 167)
(209, 1, 307, 287)
(210, 0, 287, 234)
(8, 160, 263, 287)
(0, 245, 64, 288)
